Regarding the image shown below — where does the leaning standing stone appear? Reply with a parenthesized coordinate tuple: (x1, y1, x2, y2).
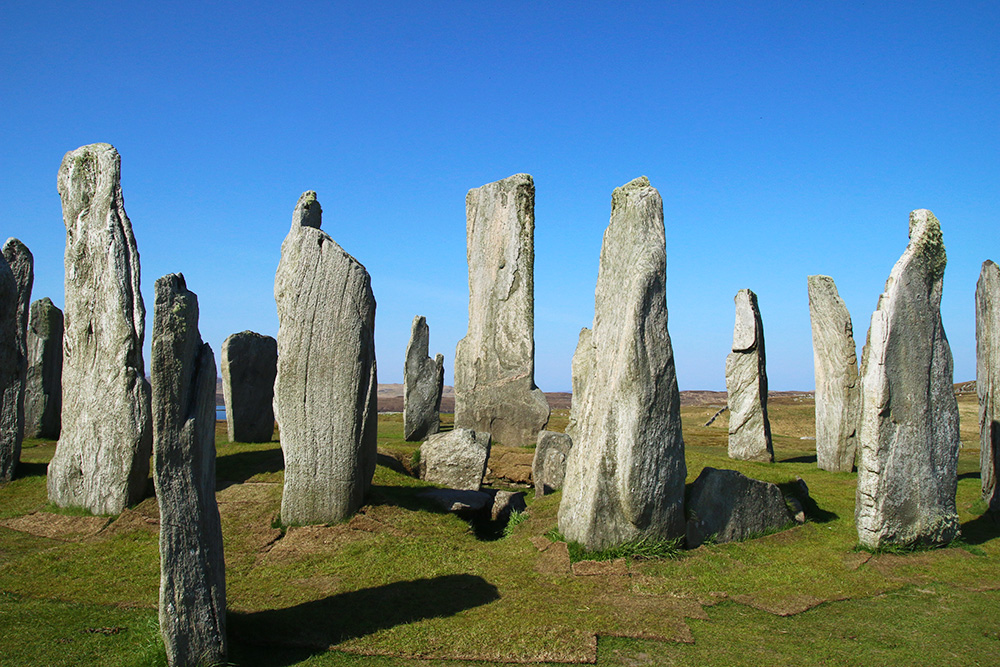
(221, 331, 277, 443)
(977, 260, 1000, 511)
(48, 144, 152, 514)
(725, 289, 774, 462)
(856, 209, 960, 549)
(24, 298, 63, 440)
(403, 315, 444, 441)
(0, 256, 19, 481)
(151, 274, 226, 667)
(558, 176, 686, 550)
(274, 191, 377, 525)
(454, 174, 550, 445)
(807, 275, 860, 472)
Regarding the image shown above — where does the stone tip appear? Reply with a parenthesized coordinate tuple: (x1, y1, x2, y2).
(907, 209, 946, 281)
(293, 191, 322, 230)
(155, 272, 187, 293)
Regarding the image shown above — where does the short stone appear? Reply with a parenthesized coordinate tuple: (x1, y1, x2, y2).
(419, 428, 491, 491)
(533, 430, 573, 496)
(686, 467, 793, 547)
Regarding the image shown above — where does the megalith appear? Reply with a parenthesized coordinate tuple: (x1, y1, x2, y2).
(564, 327, 594, 443)
(856, 209, 960, 549)
(0, 257, 19, 481)
(151, 273, 226, 667)
(24, 298, 63, 440)
(725, 289, 774, 462)
(976, 260, 1000, 511)
(419, 428, 491, 491)
(221, 331, 277, 443)
(48, 144, 152, 514)
(807, 275, 860, 472)
(454, 173, 549, 446)
(685, 468, 794, 547)
(557, 176, 687, 550)
(403, 315, 444, 441)
(533, 430, 572, 497)
(274, 191, 377, 526)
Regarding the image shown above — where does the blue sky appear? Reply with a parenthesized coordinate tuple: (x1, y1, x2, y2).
(1, 1, 997, 391)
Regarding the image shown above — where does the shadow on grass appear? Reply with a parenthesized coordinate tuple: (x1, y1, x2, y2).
(776, 481, 839, 523)
(779, 454, 818, 464)
(215, 447, 285, 484)
(960, 511, 1000, 546)
(376, 452, 413, 477)
(958, 470, 982, 481)
(14, 461, 48, 478)
(228, 574, 500, 666)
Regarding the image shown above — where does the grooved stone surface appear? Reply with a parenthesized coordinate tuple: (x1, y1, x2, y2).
(274, 191, 377, 525)
(856, 209, 960, 549)
(558, 176, 686, 550)
(454, 173, 549, 446)
(403, 315, 443, 441)
(48, 144, 152, 514)
(0, 253, 19, 481)
(221, 331, 276, 443)
(978, 260, 1000, 510)
(725, 289, 773, 463)
(533, 430, 572, 496)
(24, 298, 62, 440)
(565, 327, 593, 443)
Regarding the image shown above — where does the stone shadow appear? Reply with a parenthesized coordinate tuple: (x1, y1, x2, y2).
(215, 447, 285, 484)
(776, 481, 838, 523)
(960, 511, 1000, 546)
(228, 574, 500, 665)
(779, 454, 818, 464)
(14, 461, 48, 478)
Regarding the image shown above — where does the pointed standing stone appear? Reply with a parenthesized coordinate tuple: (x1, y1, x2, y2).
(976, 260, 1000, 511)
(856, 209, 960, 549)
(725, 289, 774, 462)
(221, 331, 277, 443)
(0, 256, 19, 481)
(24, 298, 63, 440)
(807, 275, 860, 472)
(558, 177, 686, 550)
(48, 144, 152, 514)
(454, 174, 549, 446)
(274, 191, 377, 526)
(564, 327, 594, 443)
(403, 315, 444, 441)
(152, 274, 226, 667)
(1, 239, 32, 480)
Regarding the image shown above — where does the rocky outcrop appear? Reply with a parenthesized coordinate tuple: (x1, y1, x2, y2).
(48, 144, 153, 514)
(24, 298, 63, 439)
(856, 209, 960, 549)
(977, 260, 1000, 510)
(454, 174, 549, 446)
(557, 176, 687, 550)
(274, 191, 377, 526)
(686, 467, 794, 547)
(0, 256, 19, 481)
(403, 316, 444, 441)
(725, 289, 773, 462)
(419, 428, 491, 491)
(221, 331, 276, 443)
(807, 275, 860, 472)
(151, 274, 226, 667)
(532, 430, 572, 496)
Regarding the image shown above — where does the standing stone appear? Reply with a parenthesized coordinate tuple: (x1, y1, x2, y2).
(564, 327, 594, 443)
(403, 315, 444, 441)
(0, 257, 19, 481)
(533, 430, 573, 497)
(419, 428, 491, 491)
(558, 176, 687, 551)
(454, 174, 550, 446)
(976, 260, 1000, 511)
(274, 191, 377, 525)
(151, 274, 226, 667)
(856, 209, 960, 549)
(24, 298, 63, 440)
(221, 331, 276, 443)
(807, 275, 860, 472)
(48, 144, 152, 514)
(725, 289, 774, 463)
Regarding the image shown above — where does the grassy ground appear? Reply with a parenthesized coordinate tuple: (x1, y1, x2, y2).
(1, 394, 997, 666)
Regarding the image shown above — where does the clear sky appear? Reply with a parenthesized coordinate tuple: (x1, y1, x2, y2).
(2, 2, 997, 392)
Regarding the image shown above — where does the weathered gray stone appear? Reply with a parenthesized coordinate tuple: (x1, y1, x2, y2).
(24, 298, 63, 440)
(151, 273, 226, 667)
(807, 275, 860, 472)
(0, 256, 19, 481)
(48, 144, 152, 514)
(221, 331, 276, 443)
(532, 430, 572, 497)
(725, 289, 774, 463)
(403, 315, 444, 441)
(685, 467, 793, 547)
(978, 260, 1000, 511)
(0, 239, 32, 480)
(489, 489, 527, 522)
(274, 191, 377, 525)
(856, 209, 960, 549)
(564, 327, 593, 443)
(558, 176, 687, 551)
(454, 173, 550, 446)
(419, 428, 491, 491)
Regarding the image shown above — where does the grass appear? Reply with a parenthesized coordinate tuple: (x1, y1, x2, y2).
(1, 394, 998, 666)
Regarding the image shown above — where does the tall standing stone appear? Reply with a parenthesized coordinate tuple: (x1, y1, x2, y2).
(48, 143, 153, 515)
(976, 260, 1000, 510)
(565, 327, 594, 443)
(558, 177, 686, 550)
(725, 289, 774, 463)
(807, 275, 860, 472)
(0, 256, 19, 481)
(24, 298, 63, 440)
(152, 274, 226, 667)
(274, 191, 377, 525)
(403, 315, 444, 441)
(454, 174, 549, 446)
(856, 209, 960, 549)
(221, 331, 277, 443)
